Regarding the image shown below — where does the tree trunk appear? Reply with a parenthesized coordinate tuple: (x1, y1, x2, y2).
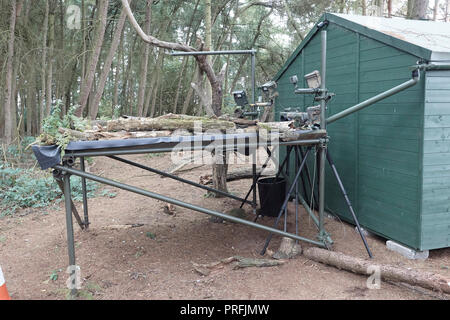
(282, 0, 304, 40)
(150, 50, 164, 117)
(181, 63, 198, 114)
(26, 70, 36, 136)
(45, 3, 55, 117)
(143, 72, 156, 117)
(39, 0, 49, 132)
(172, 0, 199, 114)
(361, 0, 367, 15)
(408, 0, 430, 19)
(433, 0, 440, 20)
(4, 0, 17, 144)
(375, 0, 385, 16)
(89, 6, 128, 120)
(339, 0, 346, 13)
(76, 0, 109, 117)
(136, 0, 152, 117)
(121, 33, 138, 116)
(204, 0, 213, 110)
(446, 0, 449, 21)
(211, 151, 229, 195)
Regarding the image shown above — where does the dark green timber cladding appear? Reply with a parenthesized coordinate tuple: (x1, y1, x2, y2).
(274, 21, 436, 250)
(421, 70, 450, 250)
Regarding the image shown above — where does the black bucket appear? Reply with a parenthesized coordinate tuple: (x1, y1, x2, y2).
(257, 177, 286, 217)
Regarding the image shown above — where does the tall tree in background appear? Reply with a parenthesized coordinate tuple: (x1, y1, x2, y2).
(4, 0, 18, 144)
(46, 1, 56, 117)
(446, 0, 450, 21)
(120, 0, 228, 192)
(136, 0, 152, 117)
(39, 0, 49, 132)
(408, 0, 430, 19)
(433, 0, 440, 20)
(76, 0, 109, 117)
(90, 4, 128, 119)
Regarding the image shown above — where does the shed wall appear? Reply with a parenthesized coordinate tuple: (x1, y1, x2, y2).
(421, 70, 450, 250)
(275, 23, 426, 249)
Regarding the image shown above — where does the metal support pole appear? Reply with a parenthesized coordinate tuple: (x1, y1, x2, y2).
(261, 148, 314, 255)
(318, 30, 328, 240)
(326, 151, 372, 258)
(299, 146, 318, 207)
(170, 49, 257, 56)
(54, 164, 327, 248)
(239, 145, 280, 209)
(294, 146, 299, 242)
(252, 149, 257, 215)
(63, 172, 77, 297)
(284, 146, 291, 232)
(80, 157, 89, 229)
(53, 172, 85, 230)
(251, 50, 256, 104)
(326, 70, 420, 124)
(108, 155, 251, 205)
(64, 139, 322, 158)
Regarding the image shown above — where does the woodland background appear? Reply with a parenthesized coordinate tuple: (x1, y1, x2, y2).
(0, 0, 448, 145)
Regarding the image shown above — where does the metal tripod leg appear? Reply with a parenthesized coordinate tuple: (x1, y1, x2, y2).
(63, 172, 78, 298)
(299, 146, 318, 208)
(80, 157, 90, 229)
(260, 148, 311, 255)
(253, 146, 292, 223)
(326, 151, 373, 258)
(240, 145, 279, 209)
(53, 172, 86, 230)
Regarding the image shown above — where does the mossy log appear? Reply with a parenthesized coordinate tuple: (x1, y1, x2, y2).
(106, 114, 236, 132)
(57, 127, 173, 141)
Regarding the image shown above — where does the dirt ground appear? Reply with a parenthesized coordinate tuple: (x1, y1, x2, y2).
(0, 153, 449, 300)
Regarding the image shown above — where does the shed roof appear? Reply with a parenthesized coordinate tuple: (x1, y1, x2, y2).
(274, 13, 450, 81)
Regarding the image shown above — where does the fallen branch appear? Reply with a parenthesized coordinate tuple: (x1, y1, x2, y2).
(192, 256, 286, 276)
(304, 247, 450, 294)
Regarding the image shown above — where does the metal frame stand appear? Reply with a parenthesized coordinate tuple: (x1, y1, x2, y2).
(54, 138, 327, 297)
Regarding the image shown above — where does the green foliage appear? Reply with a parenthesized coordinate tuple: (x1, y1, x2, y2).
(38, 101, 89, 156)
(145, 232, 156, 239)
(0, 160, 98, 216)
(0, 136, 36, 166)
(49, 269, 60, 281)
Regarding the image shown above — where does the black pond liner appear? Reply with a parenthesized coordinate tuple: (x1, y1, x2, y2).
(257, 177, 287, 217)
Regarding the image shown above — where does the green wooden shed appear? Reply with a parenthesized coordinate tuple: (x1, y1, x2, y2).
(273, 13, 450, 251)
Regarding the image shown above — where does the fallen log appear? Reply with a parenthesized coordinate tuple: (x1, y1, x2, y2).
(58, 127, 175, 141)
(303, 247, 450, 294)
(199, 166, 277, 185)
(106, 114, 236, 132)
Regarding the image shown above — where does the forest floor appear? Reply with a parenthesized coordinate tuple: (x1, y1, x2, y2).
(1, 153, 449, 300)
